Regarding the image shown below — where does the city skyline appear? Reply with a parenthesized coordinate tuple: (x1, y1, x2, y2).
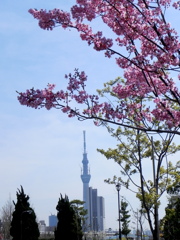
(81, 131, 105, 231)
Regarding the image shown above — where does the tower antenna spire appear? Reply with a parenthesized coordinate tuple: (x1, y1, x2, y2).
(83, 130, 86, 154)
(81, 131, 91, 228)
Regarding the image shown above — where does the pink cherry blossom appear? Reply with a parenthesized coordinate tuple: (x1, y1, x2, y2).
(17, 0, 180, 135)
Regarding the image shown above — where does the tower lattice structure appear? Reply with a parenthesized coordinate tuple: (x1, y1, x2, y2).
(81, 131, 91, 229)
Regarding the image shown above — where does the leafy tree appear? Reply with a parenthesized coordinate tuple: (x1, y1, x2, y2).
(70, 199, 88, 231)
(162, 198, 180, 240)
(0, 196, 14, 240)
(120, 200, 131, 240)
(98, 128, 180, 240)
(10, 186, 40, 240)
(55, 194, 83, 240)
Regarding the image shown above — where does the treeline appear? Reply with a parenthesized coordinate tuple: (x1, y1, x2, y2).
(0, 186, 84, 240)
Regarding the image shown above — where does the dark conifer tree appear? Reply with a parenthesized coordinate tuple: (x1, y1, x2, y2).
(162, 182, 180, 239)
(54, 194, 83, 240)
(163, 198, 180, 240)
(10, 186, 40, 240)
(120, 200, 131, 240)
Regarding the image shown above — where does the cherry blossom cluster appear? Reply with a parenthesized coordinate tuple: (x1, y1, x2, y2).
(18, 0, 180, 134)
(28, 8, 72, 30)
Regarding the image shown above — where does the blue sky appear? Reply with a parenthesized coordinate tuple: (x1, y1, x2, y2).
(0, 0, 180, 231)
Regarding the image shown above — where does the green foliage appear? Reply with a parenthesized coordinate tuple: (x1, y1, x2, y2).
(167, 171, 180, 195)
(54, 194, 83, 240)
(100, 127, 180, 205)
(162, 198, 180, 240)
(120, 200, 131, 239)
(98, 125, 180, 239)
(70, 199, 87, 228)
(10, 186, 40, 240)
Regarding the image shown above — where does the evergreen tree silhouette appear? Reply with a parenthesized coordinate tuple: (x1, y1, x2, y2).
(55, 194, 83, 240)
(10, 186, 39, 240)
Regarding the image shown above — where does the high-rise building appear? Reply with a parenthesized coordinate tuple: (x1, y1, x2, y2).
(97, 196, 105, 231)
(81, 131, 105, 232)
(39, 220, 46, 234)
(49, 214, 57, 227)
